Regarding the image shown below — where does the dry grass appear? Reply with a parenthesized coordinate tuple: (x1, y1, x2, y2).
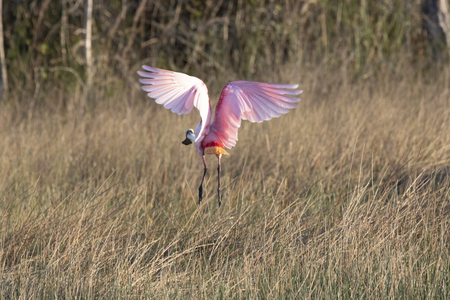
(0, 67, 450, 299)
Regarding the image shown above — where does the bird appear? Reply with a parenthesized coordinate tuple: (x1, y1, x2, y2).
(137, 66, 302, 207)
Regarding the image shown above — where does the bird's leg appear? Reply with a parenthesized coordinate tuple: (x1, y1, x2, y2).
(217, 154, 222, 207)
(198, 155, 207, 205)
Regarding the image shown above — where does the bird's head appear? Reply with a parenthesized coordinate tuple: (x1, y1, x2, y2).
(182, 128, 195, 145)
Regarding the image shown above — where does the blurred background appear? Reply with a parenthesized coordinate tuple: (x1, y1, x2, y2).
(0, 0, 449, 102)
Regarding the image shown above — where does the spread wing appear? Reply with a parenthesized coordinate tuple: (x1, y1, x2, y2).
(137, 66, 212, 143)
(210, 81, 302, 149)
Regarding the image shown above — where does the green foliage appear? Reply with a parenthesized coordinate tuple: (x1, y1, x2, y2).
(0, 0, 445, 97)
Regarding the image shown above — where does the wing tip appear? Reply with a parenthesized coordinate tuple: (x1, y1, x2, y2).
(140, 65, 173, 75)
(270, 83, 300, 89)
(142, 65, 159, 73)
(137, 70, 157, 79)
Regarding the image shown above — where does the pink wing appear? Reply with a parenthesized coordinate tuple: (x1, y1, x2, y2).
(137, 66, 212, 143)
(210, 81, 302, 149)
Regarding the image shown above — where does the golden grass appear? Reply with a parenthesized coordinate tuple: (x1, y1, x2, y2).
(0, 67, 449, 299)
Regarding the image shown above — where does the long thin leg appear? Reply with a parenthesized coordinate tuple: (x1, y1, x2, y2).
(198, 156, 207, 205)
(217, 154, 222, 207)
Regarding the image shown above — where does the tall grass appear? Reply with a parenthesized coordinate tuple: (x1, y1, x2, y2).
(0, 65, 449, 298)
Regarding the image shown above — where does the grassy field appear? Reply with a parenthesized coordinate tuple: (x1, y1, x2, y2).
(0, 65, 449, 299)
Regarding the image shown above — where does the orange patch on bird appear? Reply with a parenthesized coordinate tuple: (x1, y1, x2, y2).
(202, 141, 229, 155)
(204, 146, 229, 155)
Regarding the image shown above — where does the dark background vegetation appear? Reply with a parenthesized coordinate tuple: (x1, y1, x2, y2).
(0, 0, 449, 100)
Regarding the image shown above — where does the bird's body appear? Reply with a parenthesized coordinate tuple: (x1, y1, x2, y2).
(138, 66, 302, 206)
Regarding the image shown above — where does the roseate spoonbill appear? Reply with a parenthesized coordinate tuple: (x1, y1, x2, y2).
(138, 66, 302, 207)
